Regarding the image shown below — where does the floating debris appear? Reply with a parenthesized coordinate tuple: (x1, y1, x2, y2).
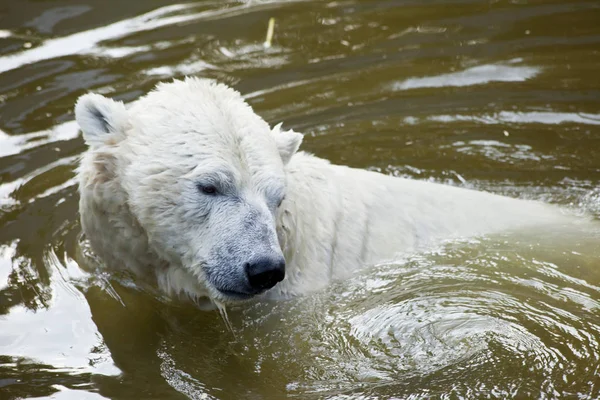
(264, 17, 275, 48)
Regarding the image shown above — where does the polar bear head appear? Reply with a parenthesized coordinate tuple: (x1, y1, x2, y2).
(75, 78, 302, 304)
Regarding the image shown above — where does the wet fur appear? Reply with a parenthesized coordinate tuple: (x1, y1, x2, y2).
(76, 78, 577, 308)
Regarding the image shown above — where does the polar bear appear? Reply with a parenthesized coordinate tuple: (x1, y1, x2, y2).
(75, 77, 574, 308)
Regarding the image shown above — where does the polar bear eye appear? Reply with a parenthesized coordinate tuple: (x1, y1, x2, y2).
(198, 183, 218, 195)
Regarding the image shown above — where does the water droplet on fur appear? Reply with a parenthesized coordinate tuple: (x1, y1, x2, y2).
(214, 300, 236, 339)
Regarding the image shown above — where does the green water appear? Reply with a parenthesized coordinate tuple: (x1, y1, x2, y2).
(1, 0, 599, 398)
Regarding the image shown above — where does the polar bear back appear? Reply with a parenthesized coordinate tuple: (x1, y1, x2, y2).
(273, 152, 573, 295)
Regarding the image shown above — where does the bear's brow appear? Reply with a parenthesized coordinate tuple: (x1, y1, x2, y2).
(255, 174, 286, 198)
(197, 168, 237, 191)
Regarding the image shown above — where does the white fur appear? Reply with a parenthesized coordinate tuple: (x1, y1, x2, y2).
(75, 93, 129, 146)
(75, 77, 578, 307)
(271, 123, 302, 165)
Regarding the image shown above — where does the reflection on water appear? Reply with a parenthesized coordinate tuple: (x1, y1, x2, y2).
(392, 61, 540, 90)
(428, 111, 600, 126)
(1, 0, 599, 398)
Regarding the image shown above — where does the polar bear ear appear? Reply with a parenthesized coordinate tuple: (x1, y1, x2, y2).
(271, 123, 303, 165)
(75, 93, 128, 147)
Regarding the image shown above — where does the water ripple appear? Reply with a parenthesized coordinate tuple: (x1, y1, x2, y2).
(393, 62, 540, 91)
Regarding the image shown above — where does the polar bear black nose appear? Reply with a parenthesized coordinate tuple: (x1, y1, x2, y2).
(245, 256, 285, 292)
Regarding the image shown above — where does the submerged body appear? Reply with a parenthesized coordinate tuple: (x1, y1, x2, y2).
(263, 153, 570, 299)
(75, 78, 575, 307)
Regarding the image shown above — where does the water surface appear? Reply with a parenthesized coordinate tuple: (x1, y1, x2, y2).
(1, 0, 600, 398)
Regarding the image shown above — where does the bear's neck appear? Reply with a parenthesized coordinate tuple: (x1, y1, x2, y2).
(272, 152, 368, 298)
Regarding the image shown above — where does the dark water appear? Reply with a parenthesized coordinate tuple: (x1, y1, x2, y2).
(1, 1, 600, 399)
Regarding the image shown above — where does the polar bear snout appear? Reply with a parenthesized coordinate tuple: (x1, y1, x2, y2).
(207, 251, 286, 301)
(245, 256, 285, 292)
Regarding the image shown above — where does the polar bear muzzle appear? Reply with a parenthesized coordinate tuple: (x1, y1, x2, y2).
(245, 255, 285, 292)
